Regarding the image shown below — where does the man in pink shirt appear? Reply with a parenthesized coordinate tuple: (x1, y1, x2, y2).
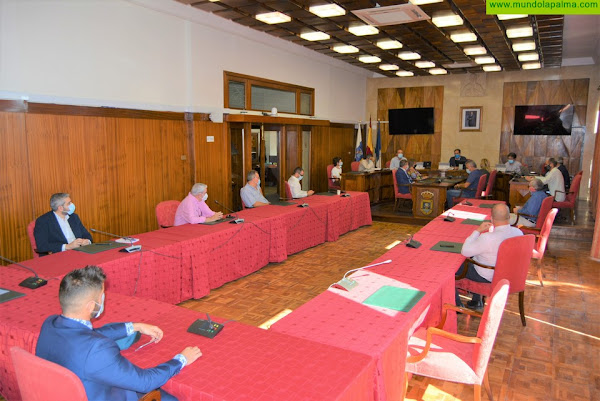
(174, 183, 223, 226)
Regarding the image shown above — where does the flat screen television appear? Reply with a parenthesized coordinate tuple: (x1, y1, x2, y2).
(388, 108, 434, 135)
(513, 104, 574, 135)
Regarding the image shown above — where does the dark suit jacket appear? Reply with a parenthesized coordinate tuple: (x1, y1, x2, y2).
(449, 156, 467, 169)
(558, 164, 570, 188)
(36, 315, 182, 401)
(395, 168, 412, 194)
(34, 211, 92, 254)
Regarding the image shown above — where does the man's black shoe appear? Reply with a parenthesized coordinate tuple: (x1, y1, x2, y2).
(466, 300, 483, 311)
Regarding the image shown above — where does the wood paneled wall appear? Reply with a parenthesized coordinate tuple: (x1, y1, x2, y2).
(377, 86, 444, 167)
(310, 124, 356, 193)
(500, 79, 589, 175)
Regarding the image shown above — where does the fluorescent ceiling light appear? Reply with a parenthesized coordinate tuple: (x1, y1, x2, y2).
(522, 61, 541, 69)
(483, 65, 502, 72)
(349, 24, 379, 36)
(429, 68, 447, 75)
(208, 0, 220, 2)
(506, 25, 533, 38)
(432, 13, 463, 28)
(518, 52, 539, 61)
(409, 0, 443, 4)
(333, 45, 359, 54)
(464, 45, 487, 55)
(497, 14, 528, 20)
(396, 70, 415, 77)
(377, 40, 403, 49)
(450, 31, 477, 43)
(398, 51, 421, 60)
(379, 64, 400, 71)
(300, 31, 330, 41)
(474, 56, 495, 64)
(512, 41, 536, 51)
(359, 55, 382, 63)
(415, 61, 435, 68)
(255, 11, 291, 24)
(309, 4, 346, 18)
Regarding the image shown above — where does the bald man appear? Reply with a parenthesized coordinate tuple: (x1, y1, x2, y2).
(455, 204, 523, 309)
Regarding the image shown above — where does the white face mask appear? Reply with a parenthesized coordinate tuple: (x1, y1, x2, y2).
(202, 193, 208, 202)
(299, 175, 303, 181)
(339, 162, 343, 167)
(92, 293, 105, 319)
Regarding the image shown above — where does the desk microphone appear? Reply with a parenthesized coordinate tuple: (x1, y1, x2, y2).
(444, 212, 456, 222)
(0, 255, 47, 289)
(90, 228, 141, 253)
(331, 259, 392, 291)
(214, 200, 244, 224)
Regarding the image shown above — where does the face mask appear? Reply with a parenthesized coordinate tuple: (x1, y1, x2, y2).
(65, 203, 76, 215)
(339, 162, 343, 167)
(455, 155, 460, 159)
(92, 293, 105, 319)
(299, 175, 303, 181)
(257, 178, 261, 186)
(202, 193, 208, 202)
(467, 169, 472, 174)
(508, 159, 514, 164)
(398, 153, 403, 159)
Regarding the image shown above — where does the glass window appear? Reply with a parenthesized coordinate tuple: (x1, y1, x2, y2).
(228, 80, 245, 109)
(251, 86, 296, 113)
(300, 93, 312, 115)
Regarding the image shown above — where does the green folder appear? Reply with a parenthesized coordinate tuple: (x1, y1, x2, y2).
(0, 288, 25, 304)
(201, 216, 235, 225)
(430, 241, 463, 254)
(478, 203, 498, 208)
(73, 242, 126, 254)
(461, 219, 491, 225)
(363, 286, 426, 312)
(315, 192, 338, 196)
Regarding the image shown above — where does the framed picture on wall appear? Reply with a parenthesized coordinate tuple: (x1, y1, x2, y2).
(460, 107, 482, 132)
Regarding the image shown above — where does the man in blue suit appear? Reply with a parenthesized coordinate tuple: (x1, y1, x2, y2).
(36, 265, 203, 401)
(34, 193, 93, 255)
(395, 159, 413, 194)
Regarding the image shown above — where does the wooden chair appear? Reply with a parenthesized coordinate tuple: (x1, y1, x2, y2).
(531, 208, 559, 287)
(405, 279, 510, 401)
(350, 161, 360, 172)
(392, 168, 412, 211)
(155, 200, 180, 228)
(327, 164, 340, 190)
(482, 170, 497, 199)
(10, 346, 161, 401)
(27, 220, 42, 258)
(552, 171, 582, 223)
(512, 195, 554, 236)
(453, 174, 487, 205)
(456, 235, 535, 326)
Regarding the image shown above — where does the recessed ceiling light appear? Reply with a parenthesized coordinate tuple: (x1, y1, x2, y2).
(429, 68, 447, 75)
(506, 25, 533, 38)
(348, 24, 379, 36)
(497, 14, 528, 20)
(332, 45, 359, 54)
(377, 40, 403, 50)
(474, 56, 495, 64)
(309, 4, 346, 18)
(396, 70, 415, 77)
(415, 61, 435, 68)
(432, 12, 463, 28)
(359, 55, 382, 63)
(450, 31, 477, 43)
(483, 65, 502, 72)
(409, 0, 443, 4)
(398, 51, 421, 60)
(512, 41, 536, 51)
(463, 45, 487, 55)
(518, 52, 539, 61)
(300, 31, 331, 41)
(522, 61, 541, 69)
(208, 0, 220, 2)
(379, 64, 400, 71)
(255, 11, 291, 24)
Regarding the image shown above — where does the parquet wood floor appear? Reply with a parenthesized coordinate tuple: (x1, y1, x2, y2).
(179, 221, 599, 401)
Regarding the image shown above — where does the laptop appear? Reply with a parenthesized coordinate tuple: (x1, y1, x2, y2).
(423, 161, 432, 169)
(495, 163, 507, 172)
(438, 162, 450, 170)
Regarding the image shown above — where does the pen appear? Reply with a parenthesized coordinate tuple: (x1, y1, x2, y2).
(134, 339, 155, 352)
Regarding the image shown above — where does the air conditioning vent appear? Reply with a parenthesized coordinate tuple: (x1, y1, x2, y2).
(352, 4, 430, 26)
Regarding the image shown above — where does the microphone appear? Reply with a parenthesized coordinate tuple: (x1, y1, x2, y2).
(331, 259, 392, 291)
(444, 211, 456, 222)
(90, 228, 141, 253)
(214, 200, 244, 224)
(0, 255, 47, 289)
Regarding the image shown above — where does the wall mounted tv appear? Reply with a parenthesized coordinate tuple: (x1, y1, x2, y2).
(513, 104, 574, 135)
(388, 107, 435, 135)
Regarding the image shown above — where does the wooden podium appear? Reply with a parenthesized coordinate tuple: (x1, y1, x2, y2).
(411, 177, 466, 220)
(341, 170, 394, 204)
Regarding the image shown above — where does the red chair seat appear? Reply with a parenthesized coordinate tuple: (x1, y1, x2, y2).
(397, 193, 412, 199)
(155, 200, 180, 228)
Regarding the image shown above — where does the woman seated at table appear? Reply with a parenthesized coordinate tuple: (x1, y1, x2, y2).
(331, 156, 343, 188)
(408, 160, 426, 181)
(480, 158, 491, 174)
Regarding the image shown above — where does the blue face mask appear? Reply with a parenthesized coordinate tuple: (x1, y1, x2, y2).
(92, 293, 105, 319)
(508, 159, 514, 164)
(339, 162, 343, 167)
(257, 178, 261, 186)
(398, 153, 403, 159)
(65, 203, 76, 215)
(299, 175, 303, 181)
(455, 154, 460, 160)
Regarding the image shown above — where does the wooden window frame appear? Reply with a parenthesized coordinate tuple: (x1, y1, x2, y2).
(224, 71, 314, 116)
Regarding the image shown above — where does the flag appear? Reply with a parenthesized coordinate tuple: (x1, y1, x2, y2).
(375, 120, 382, 168)
(366, 118, 373, 156)
(355, 123, 363, 161)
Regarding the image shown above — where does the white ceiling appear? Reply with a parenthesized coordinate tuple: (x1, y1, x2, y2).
(562, 15, 600, 66)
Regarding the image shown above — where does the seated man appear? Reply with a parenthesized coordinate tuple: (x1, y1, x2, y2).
(358, 154, 375, 172)
(527, 158, 565, 202)
(449, 148, 467, 170)
(456, 204, 523, 308)
(446, 160, 485, 207)
(557, 157, 570, 189)
(36, 265, 202, 401)
(287, 167, 314, 198)
(241, 170, 270, 208)
(504, 152, 523, 174)
(389, 149, 404, 170)
(34, 193, 92, 255)
(510, 178, 548, 227)
(395, 159, 412, 194)
(174, 183, 223, 226)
